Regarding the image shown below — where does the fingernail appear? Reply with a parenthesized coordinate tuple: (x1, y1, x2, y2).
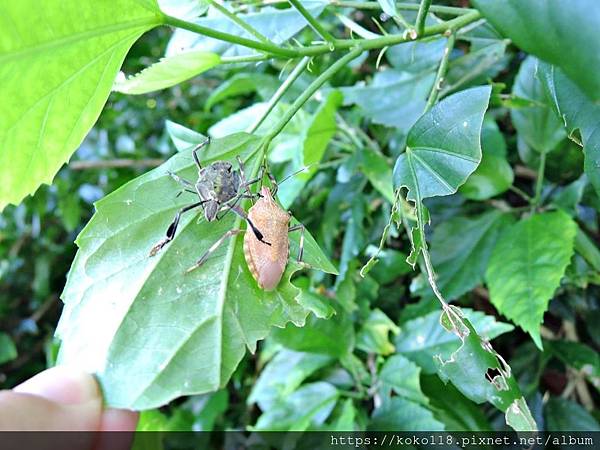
(14, 366, 100, 405)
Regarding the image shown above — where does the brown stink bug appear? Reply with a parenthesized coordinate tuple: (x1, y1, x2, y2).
(186, 170, 305, 291)
(243, 185, 304, 290)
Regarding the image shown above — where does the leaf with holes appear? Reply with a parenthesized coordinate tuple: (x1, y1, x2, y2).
(0, 0, 164, 209)
(56, 133, 336, 409)
(435, 308, 537, 431)
(393, 86, 491, 201)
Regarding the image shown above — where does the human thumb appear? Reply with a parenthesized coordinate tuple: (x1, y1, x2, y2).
(0, 366, 102, 431)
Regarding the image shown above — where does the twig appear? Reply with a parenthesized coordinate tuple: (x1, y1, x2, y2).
(415, 0, 433, 36)
(69, 159, 164, 170)
(208, 0, 271, 43)
(289, 0, 336, 43)
(424, 32, 455, 112)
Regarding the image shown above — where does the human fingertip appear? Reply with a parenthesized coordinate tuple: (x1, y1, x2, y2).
(13, 366, 100, 405)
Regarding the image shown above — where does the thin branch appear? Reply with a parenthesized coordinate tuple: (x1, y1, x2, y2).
(415, 0, 433, 36)
(69, 159, 163, 170)
(247, 56, 311, 133)
(329, 1, 473, 15)
(266, 47, 363, 142)
(424, 32, 455, 112)
(289, 0, 336, 43)
(164, 11, 481, 60)
(208, 0, 271, 44)
(163, 14, 297, 58)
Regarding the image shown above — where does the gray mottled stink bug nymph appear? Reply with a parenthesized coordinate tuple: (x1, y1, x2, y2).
(149, 137, 270, 257)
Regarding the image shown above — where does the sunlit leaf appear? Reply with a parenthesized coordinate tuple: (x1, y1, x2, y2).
(0, 0, 163, 209)
(114, 51, 221, 94)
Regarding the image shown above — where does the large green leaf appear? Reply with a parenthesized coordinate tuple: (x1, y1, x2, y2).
(56, 133, 336, 409)
(395, 308, 513, 374)
(471, 0, 600, 101)
(417, 210, 513, 301)
(511, 57, 565, 153)
(485, 211, 577, 349)
(538, 63, 600, 197)
(393, 86, 491, 201)
(114, 51, 221, 94)
(0, 0, 164, 209)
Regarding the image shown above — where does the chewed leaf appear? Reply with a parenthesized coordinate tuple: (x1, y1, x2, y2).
(393, 86, 491, 202)
(56, 133, 336, 410)
(435, 308, 537, 431)
(114, 51, 221, 94)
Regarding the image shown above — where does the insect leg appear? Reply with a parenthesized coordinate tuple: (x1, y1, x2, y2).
(215, 194, 253, 221)
(192, 137, 211, 170)
(167, 171, 195, 190)
(288, 224, 305, 262)
(230, 205, 271, 246)
(149, 201, 206, 256)
(186, 229, 243, 273)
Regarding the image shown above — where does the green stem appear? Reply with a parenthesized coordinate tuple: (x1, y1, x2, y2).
(289, 0, 336, 43)
(266, 47, 363, 142)
(424, 32, 455, 113)
(221, 54, 269, 64)
(163, 14, 297, 58)
(247, 57, 311, 134)
(329, 1, 473, 15)
(415, 0, 433, 36)
(164, 11, 481, 60)
(208, 0, 271, 43)
(532, 150, 547, 210)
